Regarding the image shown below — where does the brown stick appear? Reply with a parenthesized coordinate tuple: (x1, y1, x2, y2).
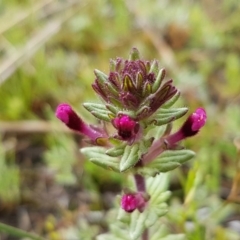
(0, 121, 74, 134)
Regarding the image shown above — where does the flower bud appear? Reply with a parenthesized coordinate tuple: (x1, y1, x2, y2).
(166, 108, 207, 146)
(181, 107, 207, 137)
(121, 192, 147, 213)
(121, 194, 138, 213)
(112, 114, 139, 141)
(56, 103, 105, 142)
(56, 103, 83, 131)
(92, 48, 179, 119)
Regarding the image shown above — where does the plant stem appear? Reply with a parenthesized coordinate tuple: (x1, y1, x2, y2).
(142, 228, 149, 240)
(134, 173, 146, 192)
(134, 173, 149, 240)
(0, 222, 46, 240)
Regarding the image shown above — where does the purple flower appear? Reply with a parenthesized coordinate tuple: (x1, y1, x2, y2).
(92, 48, 178, 120)
(112, 114, 139, 142)
(166, 108, 207, 146)
(56, 103, 83, 131)
(142, 108, 207, 164)
(179, 107, 207, 138)
(189, 108, 207, 131)
(55, 103, 106, 143)
(121, 194, 138, 213)
(121, 192, 147, 213)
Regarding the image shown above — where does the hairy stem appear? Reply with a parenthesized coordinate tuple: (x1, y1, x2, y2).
(142, 228, 149, 240)
(134, 173, 146, 192)
(134, 173, 148, 240)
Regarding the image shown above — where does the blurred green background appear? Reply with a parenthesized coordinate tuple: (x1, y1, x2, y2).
(0, 0, 240, 239)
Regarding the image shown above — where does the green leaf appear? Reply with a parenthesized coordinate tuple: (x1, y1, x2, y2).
(94, 69, 108, 85)
(110, 222, 129, 239)
(149, 60, 159, 76)
(120, 144, 141, 172)
(128, 199, 168, 239)
(154, 149, 195, 165)
(91, 111, 111, 121)
(147, 173, 170, 204)
(130, 210, 149, 240)
(143, 82, 152, 97)
(81, 147, 119, 171)
(109, 96, 123, 108)
(150, 222, 186, 240)
(145, 124, 166, 140)
(147, 173, 169, 193)
(152, 162, 181, 173)
(0, 222, 46, 240)
(105, 81, 120, 96)
(152, 68, 166, 93)
(117, 208, 131, 224)
(106, 103, 119, 114)
(137, 167, 160, 177)
(123, 75, 135, 92)
(148, 107, 188, 126)
(129, 48, 140, 60)
(136, 105, 150, 119)
(97, 221, 130, 240)
(140, 137, 154, 151)
(106, 144, 126, 157)
(83, 103, 112, 121)
(161, 91, 180, 108)
(140, 150, 195, 176)
(136, 72, 143, 90)
(83, 102, 107, 112)
(150, 223, 168, 240)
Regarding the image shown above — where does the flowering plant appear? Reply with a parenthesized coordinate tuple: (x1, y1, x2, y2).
(56, 48, 206, 240)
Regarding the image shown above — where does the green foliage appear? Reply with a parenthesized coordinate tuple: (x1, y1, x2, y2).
(44, 135, 77, 185)
(0, 222, 45, 240)
(1, 0, 240, 239)
(0, 143, 19, 202)
(98, 174, 186, 240)
(83, 102, 112, 121)
(147, 107, 188, 126)
(81, 146, 120, 172)
(119, 144, 142, 172)
(141, 149, 195, 175)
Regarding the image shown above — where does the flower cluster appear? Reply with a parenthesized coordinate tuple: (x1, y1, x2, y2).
(92, 55, 177, 118)
(55, 48, 207, 215)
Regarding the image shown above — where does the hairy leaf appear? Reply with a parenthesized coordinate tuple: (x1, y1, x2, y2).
(139, 150, 195, 176)
(81, 146, 119, 171)
(83, 103, 112, 121)
(148, 107, 188, 126)
(161, 91, 180, 108)
(120, 144, 141, 172)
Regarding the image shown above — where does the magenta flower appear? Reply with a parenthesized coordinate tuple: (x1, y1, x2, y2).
(189, 108, 207, 131)
(56, 103, 83, 131)
(92, 48, 178, 120)
(121, 194, 138, 213)
(121, 192, 147, 213)
(112, 114, 139, 142)
(179, 107, 207, 137)
(55, 103, 106, 143)
(166, 108, 207, 146)
(142, 108, 207, 164)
